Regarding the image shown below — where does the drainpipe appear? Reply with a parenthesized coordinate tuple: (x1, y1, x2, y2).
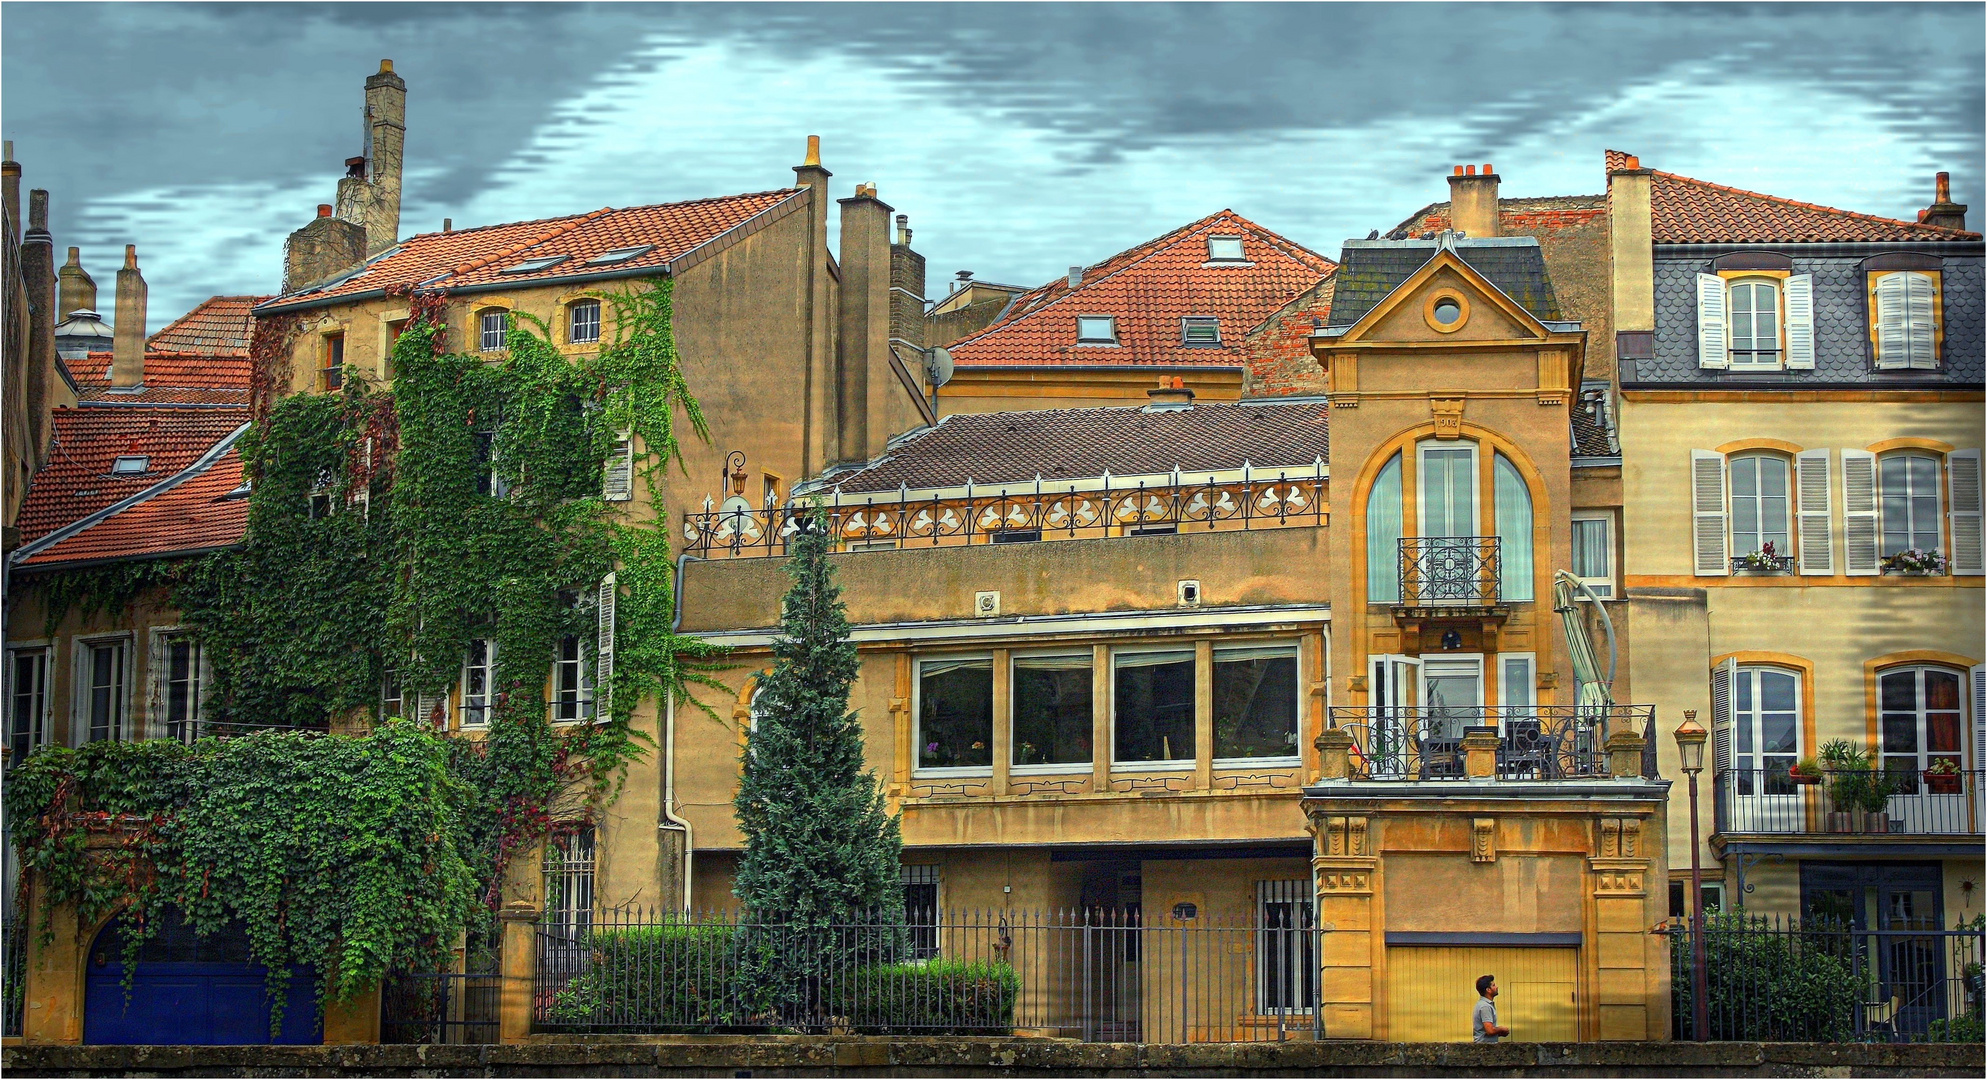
(663, 551, 702, 913)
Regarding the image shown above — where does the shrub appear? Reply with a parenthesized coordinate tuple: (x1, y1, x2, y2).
(1927, 1014, 1984, 1043)
(827, 957, 1021, 1035)
(542, 921, 738, 1031)
(1672, 914, 1861, 1042)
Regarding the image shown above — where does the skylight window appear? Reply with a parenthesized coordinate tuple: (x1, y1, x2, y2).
(1076, 316, 1118, 345)
(1181, 317, 1222, 346)
(111, 455, 150, 475)
(500, 255, 570, 274)
(1207, 235, 1247, 262)
(586, 245, 655, 266)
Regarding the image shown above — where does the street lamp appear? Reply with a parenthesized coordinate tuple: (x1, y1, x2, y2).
(1673, 710, 1710, 1041)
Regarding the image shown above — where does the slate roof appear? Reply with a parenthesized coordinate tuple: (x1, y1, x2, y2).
(13, 408, 250, 545)
(945, 210, 1336, 366)
(258, 189, 806, 311)
(1607, 150, 1982, 244)
(1324, 238, 1564, 329)
(15, 445, 247, 568)
(147, 295, 267, 356)
(814, 400, 1330, 494)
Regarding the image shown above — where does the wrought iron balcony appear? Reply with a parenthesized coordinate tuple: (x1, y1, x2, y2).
(1713, 768, 1982, 837)
(1398, 536, 1501, 607)
(1324, 704, 1657, 781)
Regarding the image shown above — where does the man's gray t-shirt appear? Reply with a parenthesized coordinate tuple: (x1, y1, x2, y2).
(1472, 997, 1499, 1043)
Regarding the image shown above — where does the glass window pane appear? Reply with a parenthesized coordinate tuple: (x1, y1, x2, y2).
(1365, 454, 1403, 603)
(1730, 457, 1757, 496)
(1924, 670, 1960, 711)
(1760, 458, 1788, 496)
(1114, 651, 1195, 763)
(919, 659, 993, 769)
(1758, 671, 1797, 712)
(1501, 657, 1534, 710)
(1012, 656, 1092, 766)
(1213, 648, 1298, 759)
(1761, 711, 1798, 755)
(1880, 672, 1918, 712)
(1881, 710, 1919, 753)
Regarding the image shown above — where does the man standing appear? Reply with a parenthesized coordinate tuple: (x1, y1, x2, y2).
(1473, 974, 1511, 1043)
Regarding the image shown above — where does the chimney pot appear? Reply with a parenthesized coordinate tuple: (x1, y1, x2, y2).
(803, 135, 822, 167)
(443, 217, 453, 232)
(1920, 169, 1968, 230)
(1465, 165, 1476, 176)
(1936, 171, 1952, 201)
(1453, 165, 1464, 176)
(318, 204, 333, 218)
(1484, 162, 1494, 175)
(124, 244, 137, 269)
(380, 59, 393, 73)
(2, 141, 12, 161)
(1625, 155, 1639, 169)
(112, 245, 148, 387)
(27, 188, 48, 232)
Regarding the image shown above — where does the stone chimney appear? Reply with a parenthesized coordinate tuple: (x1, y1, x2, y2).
(58, 246, 97, 319)
(1918, 171, 1968, 231)
(1144, 375, 1195, 411)
(1446, 163, 1501, 239)
(23, 190, 58, 418)
(889, 212, 926, 352)
(111, 244, 147, 388)
(793, 135, 834, 476)
(2, 141, 20, 246)
(334, 59, 407, 256)
(837, 182, 893, 461)
(284, 203, 368, 292)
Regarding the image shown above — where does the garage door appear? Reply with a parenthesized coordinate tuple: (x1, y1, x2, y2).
(1386, 946, 1578, 1042)
(85, 910, 319, 1045)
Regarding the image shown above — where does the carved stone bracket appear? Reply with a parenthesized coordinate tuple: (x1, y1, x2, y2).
(1471, 817, 1496, 863)
(1597, 816, 1643, 859)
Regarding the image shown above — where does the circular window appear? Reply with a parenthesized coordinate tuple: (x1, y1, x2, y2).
(1432, 299, 1463, 325)
(1422, 291, 1471, 333)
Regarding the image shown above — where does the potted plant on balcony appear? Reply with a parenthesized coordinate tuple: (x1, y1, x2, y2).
(1925, 757, 1964, 795)
(1820, 740, 1868, 833)
(1880, 547, 1948, 576)
(1735, 541, 1792, 574)
(1788, 756, 1823, 785)
(1859, 768, 1901, 834)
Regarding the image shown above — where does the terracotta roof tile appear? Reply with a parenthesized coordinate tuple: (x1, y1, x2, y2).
(819, 400, 1330, 493)
(14, 407, 249, 543)
(75, 386, 252, 407)
(147, 295, 268, 357)
(67, 350, 252, 391)
(1606, 149, 1981, 243)
(946, 211, 1336, 367)
(261, 189, 806, 309)
(18, 448, 247, 568)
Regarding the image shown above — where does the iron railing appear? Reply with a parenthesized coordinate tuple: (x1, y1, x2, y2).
(1325, 705, 1658, 781)
(535, 906, 1324, 1042)
(380, 971, 501, 1044)
(1730, 554, 1796, 574)
(2, 913, 23, 1039)
(1398, 536, 1501, 606)
(681, 468, 1327, 559)
(1714, 769, 1983, 837)
(1667, 913, 1984, 1042)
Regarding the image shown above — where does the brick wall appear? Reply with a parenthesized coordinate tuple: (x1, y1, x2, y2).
(1242, 277, 1334, 397)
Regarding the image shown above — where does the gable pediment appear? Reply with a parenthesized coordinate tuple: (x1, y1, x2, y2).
(1337, 250, 1552, 346)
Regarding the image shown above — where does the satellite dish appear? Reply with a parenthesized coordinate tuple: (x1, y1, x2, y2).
(720, 495, 754, 517)
(925, 346, 954, 388)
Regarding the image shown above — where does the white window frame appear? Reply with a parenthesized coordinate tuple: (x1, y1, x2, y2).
(1210, 641, 1302, 768)
(148, 627, 208, 744)
(1008, 650, 1095, 776)
(1206, 235, 1248, 263)
(1415, 439, 1481, 539)
(1731, 664, 1803, 802)
(478, 309, 509, 353)
(1877, 665, 1968, 786)
(1569, 512, 1616, 598)
(1726, 277, 1783, 371)
(6, 642, 53, 761)
(71, 635, 132, 745)
(1497, 652, 1537, 719)
(460, 638, 496, 729)
(568, 299, 601, 345)
(1108, 645, 1198, 772)
(542, 827, 596, 937)
(1878, 451, 1944, 559)
(1075, 316, 1118, 345)
(381, 668, 404, 723)
(551, 634, 595, 725)
(912, 653, 995, 778)
(1871, 270, 1939, 371)
(1180, 316, 1222, 347)
(1726, 453, 1792, 563)
(1419, 653, 1486, 740)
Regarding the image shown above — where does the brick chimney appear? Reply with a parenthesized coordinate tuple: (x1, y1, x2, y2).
(334, 59, 407, 256)
(1919, 171, 1968, 231)
(23, 190, 58, 416)
(111, 244, 148, 388)
(1446, 163, 1501, 239)
(837, 182, 893, 461)
(889, 212, 926, 351)
(284, 203, 368, 292)
(59, 246, 97, 319)
(2, 141, 20, 246)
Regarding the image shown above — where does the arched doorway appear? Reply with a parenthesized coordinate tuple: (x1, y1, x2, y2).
(84, 908, 318, 1044)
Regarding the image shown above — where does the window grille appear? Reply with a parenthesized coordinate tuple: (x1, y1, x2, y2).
(461, 639, 494, 728)
(543, 828, 597, 937)
(480, 311, 508, 352)
(1256, 880, 1316, 1013)
(569, 299, 601, 345)
(163, 637, 201, 743)
(902, 865, 940, 959)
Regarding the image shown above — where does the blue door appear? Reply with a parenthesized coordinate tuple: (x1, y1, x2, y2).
(84, 910, 319, 1045)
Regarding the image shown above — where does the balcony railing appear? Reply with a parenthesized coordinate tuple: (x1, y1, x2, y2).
(1398, 536, 1501, 607)
(1713, 768, 1983, 837)
(1324, 704, 1657, 781)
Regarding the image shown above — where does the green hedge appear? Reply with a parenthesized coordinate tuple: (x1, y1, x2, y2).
(828, 957, 1021, 1035)
(1671, 915, 1861, 1041)
(542, 922, 738, 1031)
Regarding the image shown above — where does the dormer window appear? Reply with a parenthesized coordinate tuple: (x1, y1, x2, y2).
(1207, 235, 1246, 262)
(1181, 316, 1221, 347)
(1076, 316, 1118, 345)
(1696, 271, 1814, 372)
(1727, 278, 1781, 368)
(111, 455, 150, 475)
(500, 255, 569, 274)
(480, 310, 509, 353)
(1871, 270, 1941, 370)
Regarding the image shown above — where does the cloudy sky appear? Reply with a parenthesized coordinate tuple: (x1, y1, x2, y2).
(3, 2, 1981, 325)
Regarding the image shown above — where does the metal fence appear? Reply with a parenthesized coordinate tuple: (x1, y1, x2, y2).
(1667, 914, 1984, 1042)
(2, 913, 23, 1039)
(1398, 536, 1502, 606)
(1324, 705, 1658, 781)
(1714, 769, 1982, 837)
(535, 906, 1324, 1042)
(380, 971, 501, 1045)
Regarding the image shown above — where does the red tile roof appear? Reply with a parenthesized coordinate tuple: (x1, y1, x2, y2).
(67, 350, 252, 391)
(260, 189, 807, 309)
(148, 295, 268, 357)
(13, 407, 250, 543)
(75, 386, 252, 407)
(17, 446, 247, 568)
(1607, 150, 1981, 243)
(945, 210, 1337, 368)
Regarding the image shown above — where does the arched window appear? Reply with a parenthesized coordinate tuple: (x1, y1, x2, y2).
(1365, 453, 1402, 603)
(1727, 278, 1782, 368)
(1879, 452, 1942, 556)
(1878, 666, 1964, 795)
(1733, 665, 1801, 794)
(1493, 453, 1533, 602)
(1729, 453, 1791, 559)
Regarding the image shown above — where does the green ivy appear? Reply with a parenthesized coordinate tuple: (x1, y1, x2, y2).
(32, 559, 191, 639)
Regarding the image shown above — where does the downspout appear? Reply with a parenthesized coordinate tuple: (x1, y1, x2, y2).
(662, 551, 703, 913)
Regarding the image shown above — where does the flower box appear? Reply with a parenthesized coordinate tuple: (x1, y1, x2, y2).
(1925, 769, 1964, 794)
(1881, 548, 1949, 576)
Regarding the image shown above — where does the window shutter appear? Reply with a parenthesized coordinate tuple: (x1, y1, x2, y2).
(1905, 273, 1938, 370)
(1948, 449, 1983, 575)
(1711, 657, 1736, 776)
(1840, 449, 1880, 575)
(415, 690, 449, 729)
(603, 430, 634, 502)
(1697, 274, 1728, 369)
(1795, 449, 1834, 575)
(1783, 274, 1814, 369)
(1972, 664, 1985, 825)
(1873, 273, 1909, 370)
(596, 572, 616, 719)
(1691, 450, 1729, 575)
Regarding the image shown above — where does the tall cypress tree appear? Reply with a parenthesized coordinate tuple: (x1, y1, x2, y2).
(732, 508, 902, 981)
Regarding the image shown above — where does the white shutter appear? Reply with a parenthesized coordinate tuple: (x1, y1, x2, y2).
(1697, 274, 1729, 370)
(1905, 273, 1938, 369)
(596, 572, 617, 719)
(1841, 449, 1880, 576)
(415, 690, 449, 729)
(1783, 274, 1814, 369)
(1711, 657, 1736, 776)
(1873, 273, 1910, 370)
(1972, 665, 1985, 825)
(1948, 449, 1983, 575)
(1692, 450, 1730, 576)
(603, 430, 634, 501)
(1795, 449, 1834, 575)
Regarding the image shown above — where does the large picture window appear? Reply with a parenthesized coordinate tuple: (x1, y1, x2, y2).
(1113, 649, 1195, 765)
(1011, 654, 1092, 769)
(1212, 645, 1299, 761)
(917, 657, 993, 772)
